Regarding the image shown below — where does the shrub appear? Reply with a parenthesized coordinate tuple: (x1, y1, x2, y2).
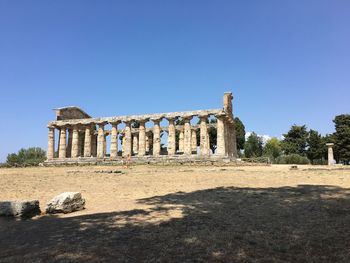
(276, 154, 310, 165)
(6, 147, 46, 167)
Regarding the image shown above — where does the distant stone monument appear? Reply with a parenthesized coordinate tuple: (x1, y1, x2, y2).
(326, 143, 335, 166)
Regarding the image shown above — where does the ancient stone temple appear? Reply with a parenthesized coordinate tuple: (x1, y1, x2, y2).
(45, 92, 237, 165)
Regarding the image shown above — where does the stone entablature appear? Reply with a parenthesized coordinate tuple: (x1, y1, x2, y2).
(46, 92, 237, 163)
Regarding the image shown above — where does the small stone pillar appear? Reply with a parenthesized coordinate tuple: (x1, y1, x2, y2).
(47, 126, 55, 160)
(110, 122, 119, 159)
(97, 123, 106, 158)
(138, 121, 146, 156)
(152, 119, 161, 156)
(199, 115, 209, 156)
(58, 127, 67, 158)
(145, 132, 150, 153)
(183, 117, 192, 155)
(216, 115, 226, 156)
(167, 118, 176, 155)
(326, 143, 335, 166)
(191, 129, 197, 153)
(71, 126, 79, 158)
(123, 121, 132, 157)
(84, 125, 92, 157)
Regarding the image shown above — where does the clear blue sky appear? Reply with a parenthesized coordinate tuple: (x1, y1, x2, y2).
(0, 1, 349, 161)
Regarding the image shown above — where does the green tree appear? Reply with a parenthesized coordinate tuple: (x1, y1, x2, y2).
(263, 137, 281, 162)
(306, 129, 326, 164)
(235, 117, 245, 152)
(333, 114, 350, 164)
(244, 132, 263, 158)
(6, 147, 46, 166)
(281, 125, 308, 156)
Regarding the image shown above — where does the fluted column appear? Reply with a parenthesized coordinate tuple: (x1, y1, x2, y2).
(146, 132, 151, 154)
(58, 127, 67, 158)
(167, 118, 176, 155)
(200, 116, 209, 156)
(91, 132, 97, 157)
(153, 119, 161, 156)
(179, 129, 184, 153)
(66, 128, 73, 158)
(123, 121, 132, 157)
(216, 116, 226, 156)
(138, 121, 146, 156)
(97, 123, 105, 158)
(110, 122, 119, 159)
(191, 129, 197, 153)
(132, 134, 139, 154)
(183, 117, 192, 155)
(71, 126, 79, 158)
(84, 125, 92, 157)
(47, 126, 55, 160)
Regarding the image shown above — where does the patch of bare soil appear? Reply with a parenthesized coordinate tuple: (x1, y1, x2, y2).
(0, 165, 350, 262)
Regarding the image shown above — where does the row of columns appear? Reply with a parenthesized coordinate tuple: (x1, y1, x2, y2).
(48, 115, 232, 160)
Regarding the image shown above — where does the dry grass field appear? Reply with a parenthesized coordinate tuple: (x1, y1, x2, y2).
(1, 164, 350, 262)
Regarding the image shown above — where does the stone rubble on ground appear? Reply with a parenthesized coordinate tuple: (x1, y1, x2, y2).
(0, 200, 41, 218)
(46, 192, 85, 214)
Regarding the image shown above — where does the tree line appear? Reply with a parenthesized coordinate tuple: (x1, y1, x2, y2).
(237, 114, 350, 165)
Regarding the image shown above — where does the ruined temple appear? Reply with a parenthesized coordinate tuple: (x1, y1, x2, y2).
(46, 92, 237, 164)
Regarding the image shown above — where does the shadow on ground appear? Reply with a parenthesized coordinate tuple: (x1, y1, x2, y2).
(1, 185, 350, 262)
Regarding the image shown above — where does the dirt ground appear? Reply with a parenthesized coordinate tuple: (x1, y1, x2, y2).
(1, 164, 350, 262)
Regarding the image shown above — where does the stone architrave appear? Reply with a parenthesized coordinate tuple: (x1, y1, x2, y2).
(167, 118, 176, 155)
(183, 118, 192, 155)
(47, 126, 55, 160)
(71, 126, 79, 158)
(138, 121, 146, 156)
(110, 122, 119, 159)
(123, 121, 132, 157)
(153, 119, 161, 156)
(326, 143, 335, 166)
(97, 123, 105, 158)
(84, 125, 92, 157)
(216, 116, 226, 156)
(58, 127, 67, 158)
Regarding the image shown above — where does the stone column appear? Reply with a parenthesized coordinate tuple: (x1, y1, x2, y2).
(71, 126, 79, 158)
(145, 132, 150, 153)
(179, 129, 184, 153)
(138, 121, 146, 156)
(58, 127, 67, 158)
(326, 143, 335, 166)
(167, 118, 176, 155)
(97, 123, 105, 158)
(84, 125, 92, 157)
(78, 131, 85, 157)
(132, 134, 139, 155)
(91, 132, 97, 157)
(47, 126, 55, 160)
(199, 116, 209, 156)
(183, 117, 192, 155)
(216, 116, 226, 156)
(123, 121, 132, 157)
(66, 128, 73, 158)
(103, 134, 107, 157)
(110, 122, 119, 159)
(191, 129, 197, 153)
(153, 119, 161, 156)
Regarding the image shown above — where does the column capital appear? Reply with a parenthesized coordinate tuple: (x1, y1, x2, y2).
(151, 118, 162, 124)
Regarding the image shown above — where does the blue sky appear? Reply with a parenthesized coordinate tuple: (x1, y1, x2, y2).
(0, 1, 349, 161)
